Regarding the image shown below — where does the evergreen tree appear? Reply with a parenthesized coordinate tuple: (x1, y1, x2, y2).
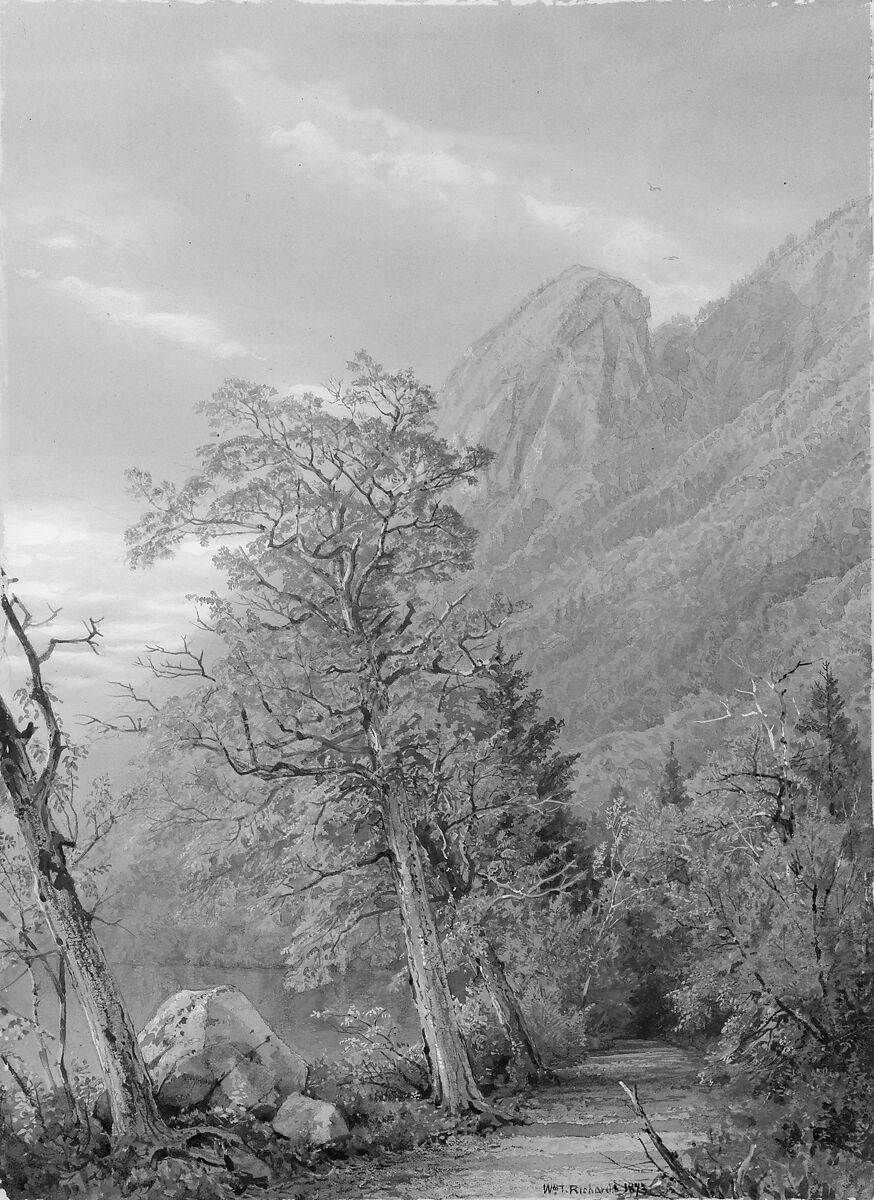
(656, 742, 689, 809)
(478, 643, 589, 900)
(414, 642, 589, 1085)
(796, 662, 867, 819)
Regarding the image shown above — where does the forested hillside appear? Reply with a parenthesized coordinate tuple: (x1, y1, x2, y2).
(439, 199, 870, 804)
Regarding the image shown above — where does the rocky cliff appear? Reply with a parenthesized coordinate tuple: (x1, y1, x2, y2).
(438, 199, 871, 804)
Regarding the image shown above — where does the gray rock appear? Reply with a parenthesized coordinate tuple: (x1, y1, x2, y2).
(212, 1059, 282, 1118)
(138, 985, 308, 1113)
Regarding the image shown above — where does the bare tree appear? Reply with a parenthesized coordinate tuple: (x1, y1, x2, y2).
(0, 572, 168, 1141)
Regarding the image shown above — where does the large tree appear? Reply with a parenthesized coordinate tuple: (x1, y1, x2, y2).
(125, 353, 501, 1114)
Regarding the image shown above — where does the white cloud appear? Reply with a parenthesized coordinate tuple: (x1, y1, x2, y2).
(55, 276, 263, 362)
(213, 54, 509, 229)
(603, 220, 677, 266)
(522, 195, 591, 235)
(207, 51, 719, 326)
(38, 234, 81, 250)
(13, 198, 149, 254)
(599, 222, 718, 322)
(266, 118, 496, 212)
(6, 518, 91, 549)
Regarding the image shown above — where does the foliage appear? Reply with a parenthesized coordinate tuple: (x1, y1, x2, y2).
(123, 351, 512, 1110)
(309, 1005, 429, 1104)
(656, 742, 690, 810)
(306, 1005, 468, 1153)
(796, 660, 869, 819)
(514, 975, 592, 1064)
(0, 1070, 294, 1200)
(608, 661, 874, 1190)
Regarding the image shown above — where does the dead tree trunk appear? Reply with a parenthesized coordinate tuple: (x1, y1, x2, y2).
(0, 589, 167, 1142)
(14, 797, 167, 1139)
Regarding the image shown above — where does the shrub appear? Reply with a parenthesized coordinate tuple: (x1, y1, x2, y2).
(309, 1005, 429, 1109)
(516, 976, 592, 1064)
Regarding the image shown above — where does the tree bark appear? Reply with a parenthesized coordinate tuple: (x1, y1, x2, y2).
(465, 925, 548, 1086)
(381, 784, 488, 1115)
(414, 820, 548, 1088)
(0, 707, 167, 1142)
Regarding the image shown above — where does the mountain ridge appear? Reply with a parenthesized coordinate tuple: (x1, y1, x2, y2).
(438, 199, 871, 806)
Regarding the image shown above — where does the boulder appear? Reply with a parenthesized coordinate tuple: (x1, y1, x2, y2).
(271, 1093, 350, 1147)
(212, 1059, 282, 1118)
(138, 985, 308, 1115)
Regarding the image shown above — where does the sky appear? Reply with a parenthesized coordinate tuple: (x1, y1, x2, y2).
(0, 0, 870, 734)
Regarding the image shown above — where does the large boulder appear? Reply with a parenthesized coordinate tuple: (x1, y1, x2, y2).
(271, 1093, 350, 1147)
(138, 985, 308, 1116)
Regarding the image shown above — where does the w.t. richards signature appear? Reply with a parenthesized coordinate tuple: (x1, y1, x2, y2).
(542, 1185, 647, 1195)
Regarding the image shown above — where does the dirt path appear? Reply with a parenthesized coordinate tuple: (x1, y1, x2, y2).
(301, 1040, 716, 1199)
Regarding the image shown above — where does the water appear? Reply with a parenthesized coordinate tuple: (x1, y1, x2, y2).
(2, 960, 418, 1083)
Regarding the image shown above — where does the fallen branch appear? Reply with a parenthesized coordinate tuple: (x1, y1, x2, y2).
(619, 1081, 714, 1198)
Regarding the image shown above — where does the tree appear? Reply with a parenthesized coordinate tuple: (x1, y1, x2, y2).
(0, 755, 133, 1139)
(0, 574, 167, 1142)
(796, 662, 867, 820)
(124, 353, 501, 1115)
(651, 664, 874, 1168)
(656, 742, 689, 810)
(413, 644, 587, 1084)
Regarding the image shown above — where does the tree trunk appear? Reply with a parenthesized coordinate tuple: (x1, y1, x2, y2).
(0, 722, 167, 1141)
(381, 785, 489, 1115)
(466, 925, 548, 1086)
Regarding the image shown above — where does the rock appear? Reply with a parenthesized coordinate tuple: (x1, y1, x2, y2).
(212, 1059, 282, 1118)
(271, 1093, 350, 1147)
(138, 985, 308, 1114)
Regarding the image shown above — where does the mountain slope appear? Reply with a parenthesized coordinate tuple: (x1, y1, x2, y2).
(438, 200, 871, 804)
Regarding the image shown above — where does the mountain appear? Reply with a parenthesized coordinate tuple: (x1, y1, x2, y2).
(438, 199, 871, 805)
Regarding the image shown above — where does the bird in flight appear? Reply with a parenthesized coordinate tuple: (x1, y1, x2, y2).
(663, 255, 679, 262)
(647, 182, 662, 192)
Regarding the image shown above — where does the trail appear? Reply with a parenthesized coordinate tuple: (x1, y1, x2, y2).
(300, 1040, 717, 1199)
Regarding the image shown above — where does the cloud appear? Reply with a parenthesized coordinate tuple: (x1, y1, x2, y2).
(600, 222, 717, 322)
(55, 275, 264, 362)
(208, 51, 721, 325)
(265, 119, 496, 212)
(522, 195, 591, 235)
(5, 518, 90, 549)
(603, 220, 677, 265)
(212, 54, 509, 230)
(12, 195, 152, 255)
(38, 234, 82, 250)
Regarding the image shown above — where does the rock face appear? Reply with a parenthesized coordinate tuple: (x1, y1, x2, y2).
(138, 985, 308, 1116)
(438, 200, 871, 801)
(271, 1093, 350, 1147)
(440, 266, 662, 513)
